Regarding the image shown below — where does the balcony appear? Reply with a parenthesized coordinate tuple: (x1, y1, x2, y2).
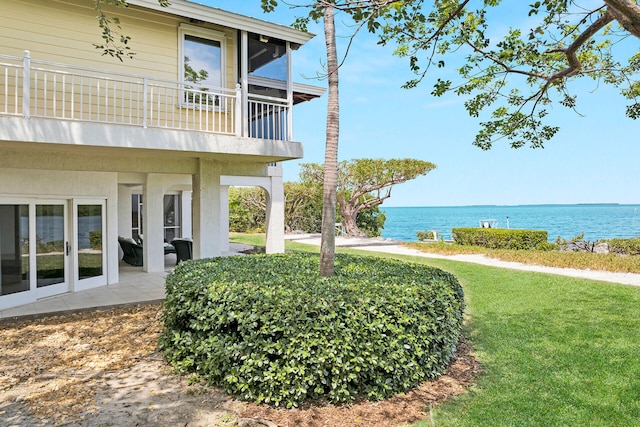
(0, 51, 293, 143)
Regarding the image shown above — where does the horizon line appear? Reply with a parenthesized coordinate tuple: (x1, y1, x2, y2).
(381, 203, 640, 208)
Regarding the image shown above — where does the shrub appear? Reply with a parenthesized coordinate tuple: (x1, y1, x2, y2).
(159, 254, 464, 408)
(355, 206, 386, 237)
(229, 187, 266, 233)
(452, 228, 548, 250)
(609, 238, 640, 255)
(417, 230, 437, 241)
(535, 241, 558, 251)
(89, 230, 102, 250)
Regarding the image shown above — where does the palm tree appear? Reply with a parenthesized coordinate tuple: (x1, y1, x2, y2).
(319, 4, 339, 277)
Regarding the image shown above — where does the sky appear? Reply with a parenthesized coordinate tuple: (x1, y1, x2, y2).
(199, 1, 639, 207)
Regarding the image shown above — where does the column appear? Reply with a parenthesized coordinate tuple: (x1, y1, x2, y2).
(220, 185, 230, 253)
(192, 159, 222, 259)
(181, 190, 192, 239)
(117, 185, 133, 238)
(107, 181, 121, 284)
(265, 175, 285, 254)
(142, 174, 165, 272)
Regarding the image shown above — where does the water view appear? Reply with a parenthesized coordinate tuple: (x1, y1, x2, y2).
(380, 204, 640, 242)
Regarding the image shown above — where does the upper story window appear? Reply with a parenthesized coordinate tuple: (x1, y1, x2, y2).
(248, 33, 287, 82)
(178, 24, 226, 106)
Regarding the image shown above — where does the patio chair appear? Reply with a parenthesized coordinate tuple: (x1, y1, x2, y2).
(171, 239, 193, 263)
(118, 236, 143, 266)
(164, 241, 176, 255)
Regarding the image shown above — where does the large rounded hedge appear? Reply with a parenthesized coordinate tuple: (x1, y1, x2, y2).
(159, 253, 465, 408)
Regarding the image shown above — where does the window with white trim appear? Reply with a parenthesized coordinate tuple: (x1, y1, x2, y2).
(178, 24, 226, 108)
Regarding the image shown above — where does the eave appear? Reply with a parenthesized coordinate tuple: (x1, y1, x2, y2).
(126, 0, 315, 46)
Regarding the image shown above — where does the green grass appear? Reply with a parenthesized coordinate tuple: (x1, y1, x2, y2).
(417, 263, 640, 426)
(230, 233, 640, 426)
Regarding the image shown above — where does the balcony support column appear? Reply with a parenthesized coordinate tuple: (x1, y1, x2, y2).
(181, 190, 192, 239)
(142, 173, 166, 272)
(265, 174, 285, 254)
(192, 159, 222, 259)
(219, 185, 230, 253)
(117, 185, 133, 238)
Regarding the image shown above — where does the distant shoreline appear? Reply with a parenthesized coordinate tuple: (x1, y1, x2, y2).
(382, 203, 637, 209)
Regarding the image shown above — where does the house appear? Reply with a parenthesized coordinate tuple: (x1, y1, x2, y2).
(0, 0, 323, 311)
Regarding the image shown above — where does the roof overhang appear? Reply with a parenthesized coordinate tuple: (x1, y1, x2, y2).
(293, 82, 326, 104)
(127, 0, 315, 46)
(248, 76, 325, 105)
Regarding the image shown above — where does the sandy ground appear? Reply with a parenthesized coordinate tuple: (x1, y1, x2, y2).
(285, 233, 640, 287)
(0, 305, 242, 427)
(0, 305, 479, 427)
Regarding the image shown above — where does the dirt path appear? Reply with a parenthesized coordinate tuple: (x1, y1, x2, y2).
(0, 304, 479, 427)
(285, 234, 640, 286)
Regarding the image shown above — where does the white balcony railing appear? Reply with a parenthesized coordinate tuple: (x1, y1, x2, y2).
(247, 93, 290, 140)
(0, 51, 292, 141)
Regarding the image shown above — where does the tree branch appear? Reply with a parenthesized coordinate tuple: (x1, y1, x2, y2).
(604, 0, 640, 37)
(546, 10, 615, 82)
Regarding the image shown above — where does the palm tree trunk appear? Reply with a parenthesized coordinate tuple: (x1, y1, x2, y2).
(319, 4, 339, 277)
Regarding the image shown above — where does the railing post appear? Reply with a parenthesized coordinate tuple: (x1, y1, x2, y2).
(287, 102, 293, 141)
(235, 84, 242, 137)
(22, 50, 31, 118)
(142, 77, 148, 128)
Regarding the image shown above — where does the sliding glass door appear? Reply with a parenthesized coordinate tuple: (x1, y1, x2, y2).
(0, 204, 30, 298)
(1, 198, 108, 310)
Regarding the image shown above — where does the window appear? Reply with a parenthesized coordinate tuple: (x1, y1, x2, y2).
(179, 25, 226, 107)
(163, 194, 181, 242)
(131, 194, 181, 243)
(131, 194, 143, 242)
(246, 33, 290, 140)
(247, 33, 288, 100)
(248, 33, 287, 82)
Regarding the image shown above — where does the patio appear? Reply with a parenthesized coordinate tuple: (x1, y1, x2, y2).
(0, 243, 253, 321)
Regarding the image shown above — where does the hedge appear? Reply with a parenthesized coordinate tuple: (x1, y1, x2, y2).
(159, 253, 465, 408)
(609, 238, 640, 255)
(452, 227, 548, 250)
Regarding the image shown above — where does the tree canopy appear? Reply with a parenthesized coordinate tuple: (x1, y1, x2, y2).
(265, 1, 639, 149)
(93, 0, 169, 60)
(375, 0, 640, 148)
(301, 158, 436, 237)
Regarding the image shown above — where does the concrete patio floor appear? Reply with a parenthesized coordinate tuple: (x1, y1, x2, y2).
(0, 243, 253, 322)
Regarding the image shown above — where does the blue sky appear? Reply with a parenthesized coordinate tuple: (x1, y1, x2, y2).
(202, 1, 639, 207)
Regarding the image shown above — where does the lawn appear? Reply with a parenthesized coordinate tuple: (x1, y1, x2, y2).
(231, 234, 640, 426)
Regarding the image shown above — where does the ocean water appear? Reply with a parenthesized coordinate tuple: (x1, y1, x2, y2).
(380, 204, 640, 242)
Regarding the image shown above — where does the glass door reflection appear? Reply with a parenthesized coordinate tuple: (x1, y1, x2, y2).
(35, 204, 67, 288)
(76, 204, 104, 280)
(0, 205, 30, 296)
